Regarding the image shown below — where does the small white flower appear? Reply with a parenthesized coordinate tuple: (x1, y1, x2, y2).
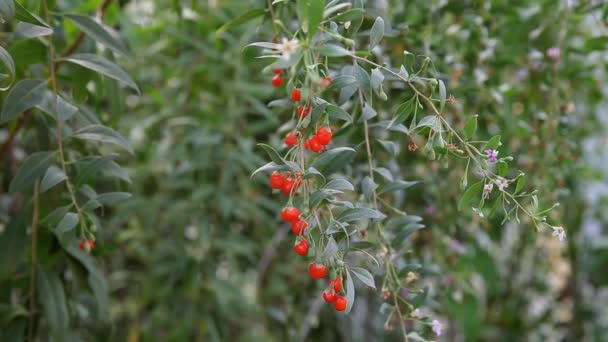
(483, 182, 494, 199)
(278, 37, 299, 61)
(552, 226, 566, 242)
(431, 319, 443, 336)
(411, 308, 421, 318)
(495, 176, 509, 191)
(344, 21, 351, 29)
(472, 207, 484, 218)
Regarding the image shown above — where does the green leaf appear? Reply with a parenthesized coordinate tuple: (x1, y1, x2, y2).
(497, 161, 508, 176)
(0, 79, 47, 122)
(307, 0, 325, 38)
(36, 91, 79, 122)
(9, 151, 54, 193)
(325, 178, 354, 191)
(416, 115, 438, 129)
(0, 0, 15, 22)
(0, 215, 26, 277)
(40, 165, 66, 193)
(61, 54, 139, 93)
(333, 8, 364, 22)
(379, 180, 420, 194)
(359, 102, 376, 122)
(438, 79, 446, 111)
(458, 180, 483, 211)
(392, 222, 426, 248)
(75, 155, 117, 186)
(515, 173, 526, 194)
(344, 268, 355, 313)
(369, 16, 384, 50)
(65, 14, 128, 55)
(463, 115, 478, 139)
(311, 147, 356, 174)
(72, 124, 133, 154)
(257, 143, 284, 165)
(326, 104, 353, 123)
(318, 44, 351, 57)
(215, 8, 265, 35)
(361, 176, 377, 198)
(322, 236, 339, 259)
(56, 212, 79, 234)
(370, 68, 384, 95)
(485, 135, 502, 150)
(36, 266, 69, 338)
(338, 207, 385, 222)
(14, 22, 53, 39)
(0, 45, 15, 91)
(251, 161, 282, 178)
(14, 2, 49, 27)
(96, 192, 132, 205)
(349, 267, 376, 289)
(327, 75, 357, 90)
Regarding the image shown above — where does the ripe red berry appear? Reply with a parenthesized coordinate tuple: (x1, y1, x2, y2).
(294, 238, 309, 256)
(303, 140, 310, 150)
(297, 106, 310, 119)
(291, 88, 301, 101)
(281, 177, 295, 195)
(308, 136, 323, 153)
(323, 289, 336, 303)
(273, 68, 282, 75)
(79, 239, 95, 252)
(316, 127, 333, 145)
(272, 75, 284, 88)
(332, 277, 342, 293)
(308, 263, 328, 279)
(269, 171, 284, 189)
(281, 206, 300, 222)
(334, 296, 347, 311)
(284, 131, 298, 147)
(291, 219, 308, 235)
(79, 240, 86, 251)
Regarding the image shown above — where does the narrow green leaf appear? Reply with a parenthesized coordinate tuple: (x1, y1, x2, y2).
(359, 102, 376, 122)
(0, 79, 47, 122)
(338, 207, 385, 222)
(311, 147, 356, 174)
(36, 91, 79, 122)
(326, 104, 352, 123)
(379, 180, 419, 194)
(0, 45, 15, 91)
(14, 2, 49, 27)
(65, 14, 128, 55)
(515, 173, 526, 194)
(251, 161, 282, 178)
(216, 8, 265, 34)
(307, 0, 325, 38)
(40, 165, 66, 193)
(72, 124, 133, 154)
(349, 267, 376, 289)
(344, 268, 355, 313)
(327, 75, 357, 90)
(369, 16, 384, 50)
(14, 22, 53, 39)
(463, 115, 478, 139)
(61, 54, 139, 93)
(318, 44, 351, 57)
(325, 178, 354, 191)
(36, 267, 69, 338)
(485, 135, 502, 150)
(322, 236, 339, 259)
(438, 79, 446, 111)
(75, 155, 116, 186)
(96, 192, 131, 205)
(361, 176, 377, 198)
(0, 0, 15, 22)
(257, 143, 284, 165)
(9, 151, 54, 193)
(458, 180, 483, 211)
(55, 212, 79, 234)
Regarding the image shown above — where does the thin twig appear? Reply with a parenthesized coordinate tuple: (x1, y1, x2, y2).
(27, 179, 40, 342)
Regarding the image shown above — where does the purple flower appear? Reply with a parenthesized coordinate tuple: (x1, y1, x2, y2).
(485, 149, 498, 163)
(432, 319, 443, 336)
(546, 47, 560, 60)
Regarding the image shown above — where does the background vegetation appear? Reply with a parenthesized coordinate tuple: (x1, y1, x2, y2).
(1, 0, 607, 341)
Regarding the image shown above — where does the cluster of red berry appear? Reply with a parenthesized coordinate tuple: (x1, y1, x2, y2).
(79, 239, 95, 252)
(270, 171, 303, 195)
(271, 68, 284, 88)
(267, 73, 346, 312)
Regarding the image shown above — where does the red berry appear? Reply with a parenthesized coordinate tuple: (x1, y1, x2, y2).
(284, 131, 298, 147)
(332, 277, 342, 293)
(294, 238, 309, 256)
(273, 68, 282, 75)
(272, 75, 284, 88)
(79, 240, 86, 251)
(88, 239, 95, 250)
(281, 206, 300, 222)
(291, 219, 308, 235)
(326, 76, 333, 83)
(79, 239, 95, 252)
(323, 289, 336, 303)
(303, 140, 310, 150)
(269, 171, 284, 189)
(308, 136, 323, 153)
(297, 106, 310, 119)
(291, 88, 301, 101)
(281, 177, 295, 195)
(308, 263, 327, 279)
(334, 296, 347, 311)
(316, 127, 333, 145)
